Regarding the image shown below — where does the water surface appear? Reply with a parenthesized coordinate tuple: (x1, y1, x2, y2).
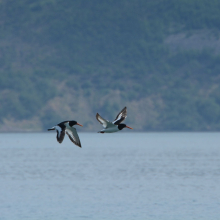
(0, 132, 220, 220)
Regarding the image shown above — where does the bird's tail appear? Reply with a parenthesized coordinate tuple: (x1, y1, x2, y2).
(48, 127, 55, 131)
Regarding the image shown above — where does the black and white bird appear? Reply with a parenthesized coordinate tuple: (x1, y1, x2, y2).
(48, 121, 83, 147)
(96, 107, 133, 133)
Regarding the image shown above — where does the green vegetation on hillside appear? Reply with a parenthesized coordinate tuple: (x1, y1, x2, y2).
(1, 0, 220, 131)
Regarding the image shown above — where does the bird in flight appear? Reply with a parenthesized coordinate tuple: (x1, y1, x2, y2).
(96, 107, 133, 133)
(48, 120, 83, 147)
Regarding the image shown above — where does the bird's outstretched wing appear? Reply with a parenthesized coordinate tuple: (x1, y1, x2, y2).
(112, 107, 127, 125)
(96, 113, 115, 128)
(66, 127, 82, 148)
(55, 126, 66, 143)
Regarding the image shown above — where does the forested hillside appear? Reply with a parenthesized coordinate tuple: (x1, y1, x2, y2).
(1, 0, 220, 132)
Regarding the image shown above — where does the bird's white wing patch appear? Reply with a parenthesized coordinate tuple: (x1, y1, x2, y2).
(55, 126, 65, 143)
(66, 127, 81, 148)
(96, 113, 115, 128)
(55, 126, 62, 137)
(112, 107, 127, 125)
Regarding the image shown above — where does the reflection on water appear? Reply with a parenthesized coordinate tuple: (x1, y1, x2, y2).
(0, 132, 220, 220)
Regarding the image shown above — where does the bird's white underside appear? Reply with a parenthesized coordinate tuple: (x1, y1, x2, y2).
(100, 127, 119, 133)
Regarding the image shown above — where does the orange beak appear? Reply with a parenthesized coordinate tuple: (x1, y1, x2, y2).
(126, 125, 133, 129)
(77, 123, 83, 127)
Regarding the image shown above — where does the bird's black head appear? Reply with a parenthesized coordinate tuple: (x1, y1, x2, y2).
(118, 123, 133, 130)
(69, 121, 77, 126)
(69, 121, 83, 127)
(118, 124, 127, 130)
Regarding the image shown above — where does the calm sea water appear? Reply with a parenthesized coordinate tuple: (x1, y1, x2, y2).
(0, 132, 220, 220)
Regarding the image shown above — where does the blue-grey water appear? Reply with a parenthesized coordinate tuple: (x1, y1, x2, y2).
(0, 132, 220, 220)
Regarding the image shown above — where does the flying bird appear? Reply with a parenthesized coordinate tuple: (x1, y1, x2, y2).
(96, 107, 133, 133)
(48, 120, 83, 147)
